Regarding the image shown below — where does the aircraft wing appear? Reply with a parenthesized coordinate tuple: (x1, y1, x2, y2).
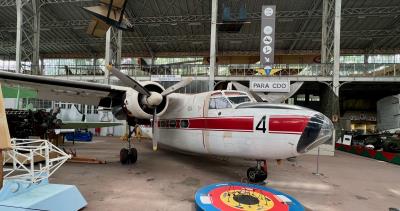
(100, 0, 126, 9)
(61, 121, 123, 129)
(83, 0, 132, 37)
(0, 71, 127, 107)
(87, 18, 110, 38)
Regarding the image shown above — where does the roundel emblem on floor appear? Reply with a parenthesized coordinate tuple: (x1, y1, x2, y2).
(195, 182, 304, 211)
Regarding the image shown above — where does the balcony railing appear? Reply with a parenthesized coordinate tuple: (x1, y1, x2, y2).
(0, 63, 398, 78)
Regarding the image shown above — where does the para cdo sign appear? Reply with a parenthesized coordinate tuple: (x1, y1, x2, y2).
(250, 80, 290, 93)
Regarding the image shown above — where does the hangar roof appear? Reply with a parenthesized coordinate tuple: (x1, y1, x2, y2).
(0, 0, 399, 58)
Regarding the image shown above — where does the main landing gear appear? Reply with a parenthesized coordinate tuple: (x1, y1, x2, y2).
(120, 126, 138, 164)
(247, 160, 268, 183)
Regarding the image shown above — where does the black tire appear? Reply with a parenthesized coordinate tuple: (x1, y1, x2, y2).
(257, 167, 268, 182)
(247, 167, 267, 183)
(247, 167, 258, 183)
(120, 148, 129, 164)
(128, 148, 138, 164)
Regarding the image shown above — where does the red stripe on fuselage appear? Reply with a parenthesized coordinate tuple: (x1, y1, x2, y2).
(159, 117, 254, 132)
(269, 115, 309, 134)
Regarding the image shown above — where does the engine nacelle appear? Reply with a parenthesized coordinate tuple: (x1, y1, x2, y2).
(123, 81, 168, 119)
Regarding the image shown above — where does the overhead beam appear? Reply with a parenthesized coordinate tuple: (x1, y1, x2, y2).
(35, 48, 400, 58)
(365, 16, 400, 51)
(0, 0, 96, 7)
(1, 6, 399, 29)
(124, 9, 155, 59)
(289, 0, 322, 51)
(42, 6, 97, 57)
(2, 29, 400, 49)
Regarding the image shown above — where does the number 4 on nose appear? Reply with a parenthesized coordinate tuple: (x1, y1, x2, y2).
(256, 115, 267, 133)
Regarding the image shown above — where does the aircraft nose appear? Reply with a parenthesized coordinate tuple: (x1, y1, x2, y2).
(296, 113, 334, 154)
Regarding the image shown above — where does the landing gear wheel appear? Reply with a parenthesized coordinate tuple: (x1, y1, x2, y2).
(120, 148, 129, 164)
(128, 148, 138, 164)
(247, 167, 267, 183)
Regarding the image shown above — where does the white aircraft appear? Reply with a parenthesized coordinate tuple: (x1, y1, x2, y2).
(0, 66, 333, 183)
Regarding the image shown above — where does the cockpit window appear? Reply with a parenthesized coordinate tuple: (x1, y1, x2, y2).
(228, 96, 251, 105)
(209, 97, 232, 109)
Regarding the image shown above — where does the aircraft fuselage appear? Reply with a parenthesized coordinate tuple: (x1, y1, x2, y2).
(147, 91, 333, 160)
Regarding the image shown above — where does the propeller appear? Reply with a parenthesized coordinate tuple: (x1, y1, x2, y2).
(161, 77, 193, 96)
(107, 65, 150, 96)
(152, 108, 159, 151)
(106, 65, 192, 151)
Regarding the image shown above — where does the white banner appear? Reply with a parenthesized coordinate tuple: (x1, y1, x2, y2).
(150, 75, 182, 81)
(250, 80, 290, 92)
(260, 5, 276, 67)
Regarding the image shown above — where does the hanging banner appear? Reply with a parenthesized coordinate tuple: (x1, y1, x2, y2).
(260, 5, 276, 69)
(250, 80, 290, 93)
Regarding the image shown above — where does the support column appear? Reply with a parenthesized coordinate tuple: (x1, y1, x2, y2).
(104, 29, 112, 81)
(332, 0, 341, 97)
(321, 0, 335, 76)
(15, 0, 41, 75)
(104, 27, 122, 84)
(332, 0, 342, 152)
(208, 0, 218, 91)
(116, 30, 122, 66)
(32, 0, 40, 75)
(321, 0, 341, 100)
(318, 0, 341, 155)
(15, 0, 23, 73)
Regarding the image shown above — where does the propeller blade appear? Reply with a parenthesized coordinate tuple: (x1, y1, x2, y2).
(231, 81, 249, 92)
(231, 82, 263, 102)
(161, 77, 193, 96)
(259, 82, 304, 103)
(152, 108, 159, 151)
(249, 91, 264, 102)
(106, 65, 151, 96)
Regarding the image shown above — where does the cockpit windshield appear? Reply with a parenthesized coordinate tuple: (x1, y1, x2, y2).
(227, 96, 251, 105)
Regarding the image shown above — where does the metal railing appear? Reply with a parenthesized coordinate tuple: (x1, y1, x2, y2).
(339, 63, 398, 77)
(1, 63, 398, 78)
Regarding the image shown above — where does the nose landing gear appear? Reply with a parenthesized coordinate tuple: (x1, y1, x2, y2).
(120, 126, 138, 164)
(247, 160, 268, 183)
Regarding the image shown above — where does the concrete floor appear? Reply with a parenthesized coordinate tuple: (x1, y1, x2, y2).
(52, 137, 400, 211)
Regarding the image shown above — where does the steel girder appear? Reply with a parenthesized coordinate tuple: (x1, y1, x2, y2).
(0, 0, 95, 7)
(1, 29, 400, 49)
(0, 6, 399, 29)
(15, 0, 40, 74)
